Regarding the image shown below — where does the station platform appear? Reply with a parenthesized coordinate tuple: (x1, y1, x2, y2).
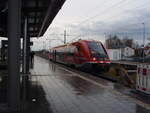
(30, 56, 150, 113)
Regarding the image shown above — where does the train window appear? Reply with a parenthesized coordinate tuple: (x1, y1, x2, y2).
(66, 46, 75, 56)
(87, 42, 107, 57)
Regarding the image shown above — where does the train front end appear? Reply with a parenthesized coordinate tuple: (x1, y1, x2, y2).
(86, 41, 110, 72)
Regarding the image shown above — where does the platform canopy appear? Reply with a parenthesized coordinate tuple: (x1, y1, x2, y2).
(0, 0, 66, 37)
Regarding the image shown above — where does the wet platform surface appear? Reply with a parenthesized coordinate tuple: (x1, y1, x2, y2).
(30, 56, 150, 113)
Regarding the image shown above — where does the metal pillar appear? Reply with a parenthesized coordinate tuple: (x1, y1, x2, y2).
(23, 18, 28, 73)
(23, 17, 30, 74)
(26, 36, 30, 73)
(22, 18, 28, 103)
(8, 0, 21, 111)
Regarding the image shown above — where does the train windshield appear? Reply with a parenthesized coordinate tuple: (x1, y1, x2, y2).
(87, 42, 107, 58)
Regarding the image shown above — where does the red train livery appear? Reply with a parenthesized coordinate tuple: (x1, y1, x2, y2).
(49, 40, 110, 71)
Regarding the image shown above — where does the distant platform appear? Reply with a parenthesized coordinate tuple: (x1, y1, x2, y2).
(30, 56, 150, 113)
(111, 60, 150, 66)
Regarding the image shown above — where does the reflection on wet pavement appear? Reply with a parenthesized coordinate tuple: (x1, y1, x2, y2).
(31, 57, 70, 75)
(31, 56, 150, 113)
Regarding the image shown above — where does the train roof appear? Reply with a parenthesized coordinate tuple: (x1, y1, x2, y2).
(50, 39, 102, 50)
(77, 39, 102, 43)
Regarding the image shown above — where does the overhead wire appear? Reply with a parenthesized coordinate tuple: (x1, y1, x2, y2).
(49, 0, 150, 44)
(68, 0, 130, 42)
(83, 0, 118, 17)
(76, 0, 128, 26)
(73, 0, 150, 33)
(100, 1, 150, 31)
(49, 0, 138, 42)
(82, 0, 150, 40)
(78, 0, 150, 30)
(98, 0, 150, 20)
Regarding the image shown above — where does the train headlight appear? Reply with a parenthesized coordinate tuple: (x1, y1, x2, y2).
(93, 57, 96, 61)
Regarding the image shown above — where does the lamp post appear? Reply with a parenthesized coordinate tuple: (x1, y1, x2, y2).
(46, 39, 51, 50)
(104, 32, 106, 48)
(43, 41, 46, 50)
(64, 30, 66, 44)
(142, 23, 145, 62)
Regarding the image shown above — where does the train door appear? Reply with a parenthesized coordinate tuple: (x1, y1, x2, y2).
(53, 50, 56, 62)
(74, 44, 82, 64)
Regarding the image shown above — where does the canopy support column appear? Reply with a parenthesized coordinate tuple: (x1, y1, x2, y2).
(8, 0, 21, 111)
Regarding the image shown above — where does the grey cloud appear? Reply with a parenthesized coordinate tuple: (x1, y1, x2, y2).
(68, 6, 150, 41)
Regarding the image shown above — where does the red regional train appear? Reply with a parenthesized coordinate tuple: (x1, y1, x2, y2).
(49, 40, 110, 71)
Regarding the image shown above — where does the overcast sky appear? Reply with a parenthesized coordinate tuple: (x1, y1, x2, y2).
(32, 0, 150, 50)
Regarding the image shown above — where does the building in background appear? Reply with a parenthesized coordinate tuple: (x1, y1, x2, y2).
(108, 47, 135, 61)
(105, 35, 137, 49)
(105, 35, 123, 49)
(144, 43, 150, 56)
(105, 35, 138, 60)
(122, 47, 135, 57)
(108, 49, 122, 60)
